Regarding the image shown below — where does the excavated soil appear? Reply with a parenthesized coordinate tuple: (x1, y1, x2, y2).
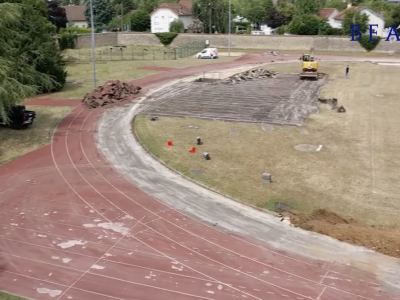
(285, 209, 400, 258)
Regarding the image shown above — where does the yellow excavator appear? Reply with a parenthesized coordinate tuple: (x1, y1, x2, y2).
(300, 47, 318, 80)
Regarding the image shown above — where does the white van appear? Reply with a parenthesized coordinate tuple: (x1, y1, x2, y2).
(196, 48, 218, 59)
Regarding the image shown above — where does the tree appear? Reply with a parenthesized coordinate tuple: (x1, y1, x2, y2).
(265, 7, 286, 28)
(46, 0, 68, 33)
(188, 19, 204, 33)
(324, 0, 347, 11)
(129, 9, 150, 31)
(288, 14, 321, 35)
(392, 4, 400, 28)
(276, 0, 298, 24)
(84, 0, 114, 29)
(0, 2, 63, 121)
(113, 0, 135, 15)
(169, 19, 184, 33)
(341, 9, 369, 36)
(295, 0, 322, 15)
(192, 0, 232, 33)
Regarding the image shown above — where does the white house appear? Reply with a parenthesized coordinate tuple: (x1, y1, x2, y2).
(150, 0, 193, 33)
(318, 8, 340, 28)
(331, 5, 385, 37)
(62, 5, 88, 28)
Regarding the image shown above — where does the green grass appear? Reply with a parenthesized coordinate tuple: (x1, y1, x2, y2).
(0, 105, 72, 165)
(0, 291, 27, 300)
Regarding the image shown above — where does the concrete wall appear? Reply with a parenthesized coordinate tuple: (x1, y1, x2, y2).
(76, 32, 118, 48)
(75, 32, 400, 53)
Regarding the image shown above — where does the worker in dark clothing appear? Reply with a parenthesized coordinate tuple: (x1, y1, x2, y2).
(345, 65, 349, 79)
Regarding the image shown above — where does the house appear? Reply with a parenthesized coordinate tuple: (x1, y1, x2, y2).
(332, 4, 385, 36)
(62, 5, 88, 28)
(318, 8, 340, 28)
(150, 0, 193, 33)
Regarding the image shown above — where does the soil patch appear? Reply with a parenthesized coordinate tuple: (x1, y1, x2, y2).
(287, 209, 400, 258)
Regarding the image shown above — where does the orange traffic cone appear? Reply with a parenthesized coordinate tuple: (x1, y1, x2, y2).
(167, 140, 173, 146)
(188, 147, 196, 153)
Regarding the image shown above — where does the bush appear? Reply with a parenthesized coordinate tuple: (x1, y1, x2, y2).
(58, 33, 77, 50)
(288, 14, 320, 35)
(169, 19, 184, 33)
(358, 35, 381, 51)
(155, 32, 178, 46)
(275, 26, 286, 35)
(130, 10, 150, 32)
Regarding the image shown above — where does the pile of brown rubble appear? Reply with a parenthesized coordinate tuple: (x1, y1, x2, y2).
(222, 68, 277, 85)
(82, 80, 141, 108)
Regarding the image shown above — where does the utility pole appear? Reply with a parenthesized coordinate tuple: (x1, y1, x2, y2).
(228, 0, 231, 56)
(120, 3, 123, 31)
(208, 3, 212, 34)
(89, 0, 97, 88)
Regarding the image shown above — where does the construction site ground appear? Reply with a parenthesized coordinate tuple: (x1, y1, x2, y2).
(135, 61, 400, 258)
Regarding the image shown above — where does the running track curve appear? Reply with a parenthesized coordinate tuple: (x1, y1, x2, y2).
(1, 54, 400, 300)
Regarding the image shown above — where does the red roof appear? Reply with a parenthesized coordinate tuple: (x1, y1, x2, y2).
(62, 5, 86, 22)
(151, 0, 193, 16)
(333, 6, 365, 21)
(318, 8, 337, 19)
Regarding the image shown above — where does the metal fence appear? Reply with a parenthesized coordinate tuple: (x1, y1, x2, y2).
(63, 42, 205, 63)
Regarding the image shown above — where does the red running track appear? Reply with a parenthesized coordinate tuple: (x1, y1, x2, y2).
(1, 54, 400, 300)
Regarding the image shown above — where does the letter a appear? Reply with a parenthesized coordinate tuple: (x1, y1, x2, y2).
(351, 24, 361, 41)
(385, 25, 400, 42)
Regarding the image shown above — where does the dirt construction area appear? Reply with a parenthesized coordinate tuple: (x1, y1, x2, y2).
(135, 61, 400, 258)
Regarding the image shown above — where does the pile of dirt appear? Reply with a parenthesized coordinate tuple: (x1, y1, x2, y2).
(82, 80, 141, 108)
(222, 68, 277, 85)
(285, 209, 400, 258)
(263, 50, 285, 56)
(318, 97, 346, 113)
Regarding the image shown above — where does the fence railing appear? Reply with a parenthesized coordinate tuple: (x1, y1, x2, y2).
(63, 42, 205, 63)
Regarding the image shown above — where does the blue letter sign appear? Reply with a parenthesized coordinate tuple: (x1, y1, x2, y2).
(351, 24, 361, 41)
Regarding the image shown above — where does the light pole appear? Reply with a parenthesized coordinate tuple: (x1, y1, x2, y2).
(89, 0, 97, 88)
(228, 0, 231, 57)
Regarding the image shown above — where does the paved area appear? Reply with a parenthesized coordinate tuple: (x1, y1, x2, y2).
(142, 74, 324, 125)
(0, 54, 399, 300)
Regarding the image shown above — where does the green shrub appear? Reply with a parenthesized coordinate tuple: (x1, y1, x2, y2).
(169, 19, 184, 33)
(275, 26, 286, 35)
(155, 32, 178, 46)
(358, 35, 380, 51)
(58, 33, 77, 50)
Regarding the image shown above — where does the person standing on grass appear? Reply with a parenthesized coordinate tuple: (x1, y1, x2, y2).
(345, 65, 349, 79)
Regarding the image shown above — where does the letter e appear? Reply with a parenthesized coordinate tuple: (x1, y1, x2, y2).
(369, 24, 379, 41)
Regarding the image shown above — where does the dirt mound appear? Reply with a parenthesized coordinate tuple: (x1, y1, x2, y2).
(82, 80, 141, 109)
(286, 209, 400, 258)
(221, 68, 277, 85)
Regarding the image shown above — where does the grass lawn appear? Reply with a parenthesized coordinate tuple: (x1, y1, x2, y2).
(134, 61, 400, 257)
(0, 105, 72, 165)
(0, 291, 27, 300)
(43, 55, 238, 100)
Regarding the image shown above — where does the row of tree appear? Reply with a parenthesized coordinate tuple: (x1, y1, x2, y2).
(0, 0, 67, 120)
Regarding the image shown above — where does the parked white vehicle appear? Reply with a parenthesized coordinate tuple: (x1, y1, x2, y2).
(195, 48, 218, 59)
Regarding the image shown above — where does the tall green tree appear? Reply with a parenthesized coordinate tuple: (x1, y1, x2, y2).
(392, 4, 400, 28)
(0, 2, 61, 121)
(193, 0, 232, 33)
(324, 0, 347, 11)
(129, 9, 150, 31)
(276, 0, 297, 24)
(341, 9, 369, 36)
(84, 0, 114, 29)
(295, 0, 322, 15)
(288, 13, 320, 34)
